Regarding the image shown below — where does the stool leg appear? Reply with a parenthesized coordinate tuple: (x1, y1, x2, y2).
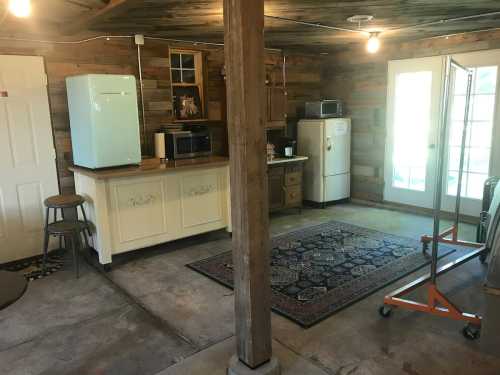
(42, 207, 50, 272)
(79, 204, 92, 237)
(81, 228, 90, 251)
(70, 234, 79, 279)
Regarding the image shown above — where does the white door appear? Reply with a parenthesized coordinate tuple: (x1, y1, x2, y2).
(384, 56, 445, 208)
(324, 118, 351, 176)
(442, 50, 500, 216)
(0, 55, 59, 264)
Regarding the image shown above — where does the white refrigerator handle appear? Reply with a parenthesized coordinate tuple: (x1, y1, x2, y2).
(326, 136, 333, 151)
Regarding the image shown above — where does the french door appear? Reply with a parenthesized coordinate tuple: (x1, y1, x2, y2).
(385, 52, 500, 217)
(384, 56, 444, 209)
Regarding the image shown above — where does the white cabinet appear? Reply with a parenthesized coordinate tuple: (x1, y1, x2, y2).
(109, 176, 170, 254)
(73, 164, 231, 265)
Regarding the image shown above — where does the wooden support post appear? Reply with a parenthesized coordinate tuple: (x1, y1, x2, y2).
(223, 0, 279, 373)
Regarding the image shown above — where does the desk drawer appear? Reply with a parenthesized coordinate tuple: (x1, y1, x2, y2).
(284, 185, 302, 207)
(285, 171, 302, 186)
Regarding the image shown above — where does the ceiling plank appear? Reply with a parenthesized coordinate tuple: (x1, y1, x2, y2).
(63, 0, 144, 35)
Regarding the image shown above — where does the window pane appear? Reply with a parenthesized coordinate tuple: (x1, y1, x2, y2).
(468, 147, 490, 174)
(467, 173, 488, 199)
(448, 146, 464, 171)
(392, 71, 432, 190)
(181, 54, 195, 69)
(171, 53, 181, 69)
(393, 166, 410, 189)
(451, 95, 466, 121)
(182, 69, 196, 83)
(449, 121, 470, 147)
(469, 121, 493, 148)
(447, 171, 460, 196)
(454, 69, 469, 95)
(409, 167, 426, 191)
(171, 69, 182, 83)
(475, 67, 498, 95)
(472, 95, 496, 121)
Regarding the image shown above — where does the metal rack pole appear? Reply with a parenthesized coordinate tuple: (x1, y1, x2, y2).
(454, 72, 474, 232)
(431, 56, 453, 284)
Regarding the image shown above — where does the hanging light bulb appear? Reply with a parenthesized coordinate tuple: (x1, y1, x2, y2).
(367, 33, 381, 54)
(8, 0, 31, 18)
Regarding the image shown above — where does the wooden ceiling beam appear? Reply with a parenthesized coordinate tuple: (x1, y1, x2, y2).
(63, 0, 144, 35)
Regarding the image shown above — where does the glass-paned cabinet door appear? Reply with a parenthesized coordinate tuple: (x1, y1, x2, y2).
(170, 51, 197, 84)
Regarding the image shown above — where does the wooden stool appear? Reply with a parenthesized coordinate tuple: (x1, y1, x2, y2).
(42, 194, 92, 278)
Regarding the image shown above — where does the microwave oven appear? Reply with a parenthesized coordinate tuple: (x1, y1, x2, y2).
(165, 130, 212, 160)
(305, 100, 343, 119)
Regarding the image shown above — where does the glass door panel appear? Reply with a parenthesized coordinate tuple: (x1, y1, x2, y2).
(443, 65, 498, 216)
(392, 71, 432, 191)
(384, 56, 444, 209)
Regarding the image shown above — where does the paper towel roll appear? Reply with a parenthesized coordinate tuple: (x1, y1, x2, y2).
(154, 133, 166, 160)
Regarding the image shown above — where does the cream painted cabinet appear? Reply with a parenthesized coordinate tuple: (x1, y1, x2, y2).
(73, 164, 231, 266)
(109, 176, 170, 254)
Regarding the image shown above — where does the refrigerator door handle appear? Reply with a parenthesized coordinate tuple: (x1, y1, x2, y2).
(326, 136, 333, 151)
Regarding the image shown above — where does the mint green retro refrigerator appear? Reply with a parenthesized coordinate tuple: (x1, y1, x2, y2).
(66, 74, 142, 169)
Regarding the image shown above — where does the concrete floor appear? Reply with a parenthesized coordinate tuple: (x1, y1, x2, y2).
(1, 203, 499, 375)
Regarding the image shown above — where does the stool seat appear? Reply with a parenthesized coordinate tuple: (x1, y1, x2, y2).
(44, 194, 85, 209)
(47, 220, 88, 236)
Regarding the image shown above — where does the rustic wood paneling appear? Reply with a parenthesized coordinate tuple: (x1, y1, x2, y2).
(322, 28, 500, 202)
(0, 36, 321, 194)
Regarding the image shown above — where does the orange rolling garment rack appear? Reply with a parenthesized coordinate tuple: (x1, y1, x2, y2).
(380, 56, 488, 340)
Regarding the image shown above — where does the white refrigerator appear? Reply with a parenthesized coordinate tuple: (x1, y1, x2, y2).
(298, 118, 351, 205)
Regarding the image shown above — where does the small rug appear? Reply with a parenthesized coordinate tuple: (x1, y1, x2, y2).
(187, 221, 456, 328)
(1, 251, 65, 282)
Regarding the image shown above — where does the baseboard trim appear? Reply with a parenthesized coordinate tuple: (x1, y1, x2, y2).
(350, 198, 480, 225)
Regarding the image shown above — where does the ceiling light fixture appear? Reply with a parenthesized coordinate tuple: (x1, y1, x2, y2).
(8, 0, 31, 18)
(367, 33, 381, 53)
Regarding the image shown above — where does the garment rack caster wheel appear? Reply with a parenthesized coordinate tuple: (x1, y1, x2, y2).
(479, 250, 489, 264)
(422, 241, 430, 255)
(378, 305, 393, 318)
(462, 323, 481, 340)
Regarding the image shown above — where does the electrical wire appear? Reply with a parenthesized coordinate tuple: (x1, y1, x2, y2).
(265, 15, 368, 35)
(385, 10, 500, 33)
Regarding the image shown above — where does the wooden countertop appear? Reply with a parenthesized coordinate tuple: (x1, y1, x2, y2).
(69, 156, 230, 180)
(267, 156, 309, 165)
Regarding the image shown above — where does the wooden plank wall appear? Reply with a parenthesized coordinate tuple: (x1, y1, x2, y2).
(0, 37, 322, 194)
(322, 29, 500, 202)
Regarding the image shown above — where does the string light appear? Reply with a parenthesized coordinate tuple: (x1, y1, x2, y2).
(367, 33, 381, 53)
(8, 0, 31, 18)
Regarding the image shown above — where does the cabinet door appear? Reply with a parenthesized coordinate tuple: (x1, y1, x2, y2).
(266, 87, 287, 128)
(176, 168, 227, 237)
(268, 167, 285, 211)
(109, 176, 169, 252)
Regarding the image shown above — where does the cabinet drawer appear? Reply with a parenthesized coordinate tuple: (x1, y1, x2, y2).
(285, 171, 302, 186)
(284, 185, 302, 207)
(268, 166, 285, 176)
(286, 164, 302, 174)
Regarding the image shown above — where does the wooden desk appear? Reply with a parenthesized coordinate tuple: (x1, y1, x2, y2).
(267, 157, 308, 213)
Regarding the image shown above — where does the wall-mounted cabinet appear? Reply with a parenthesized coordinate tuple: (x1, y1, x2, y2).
(265, 64, 287, 129)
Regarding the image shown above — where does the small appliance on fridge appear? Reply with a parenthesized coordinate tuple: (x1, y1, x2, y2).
(66, 74, 142, 169)
(298, 118, 351, 205)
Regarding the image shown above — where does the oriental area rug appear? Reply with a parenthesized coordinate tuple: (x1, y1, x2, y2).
(187, 221, 455, 328)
